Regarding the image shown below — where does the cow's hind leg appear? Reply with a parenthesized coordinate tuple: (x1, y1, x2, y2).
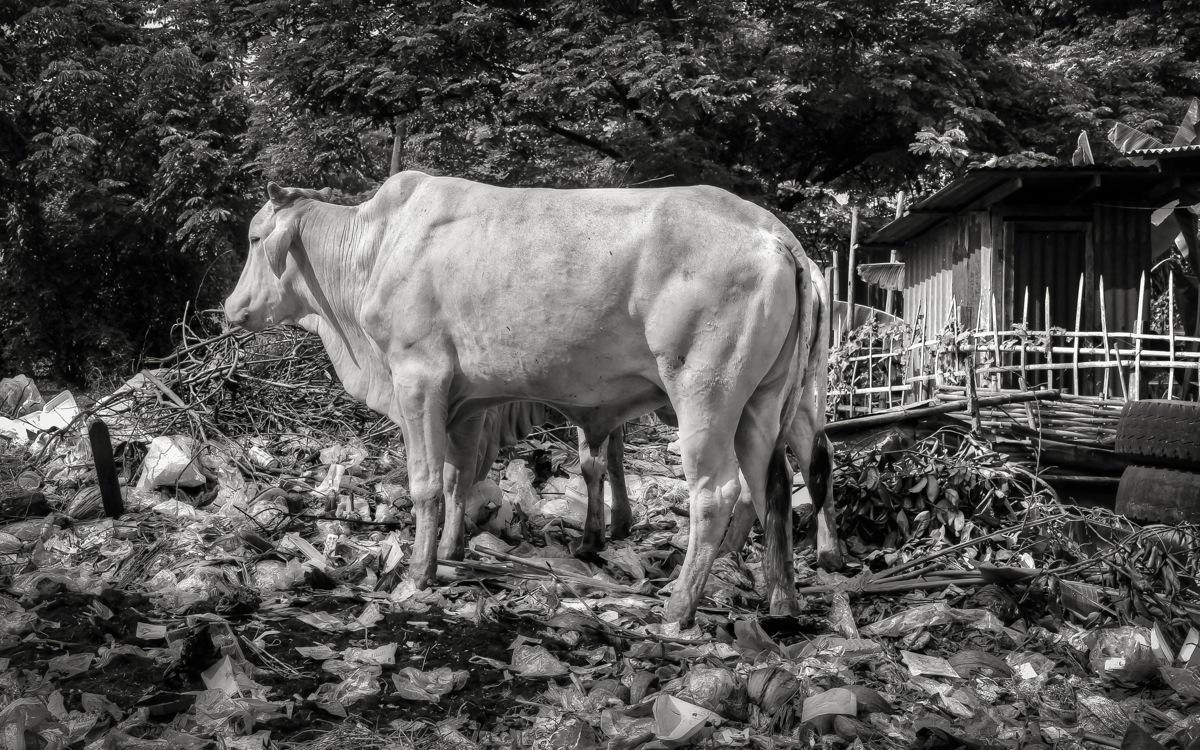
(438, 411, 485, 562)
(665, 405, 743, 624)
(606, 425, 633, 540)
(734, 391, 797, 615)
(719, 495, 757, 557)
(788, 404, 841, 570)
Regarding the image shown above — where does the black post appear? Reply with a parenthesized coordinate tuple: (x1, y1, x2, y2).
(88, 420, 124, 519)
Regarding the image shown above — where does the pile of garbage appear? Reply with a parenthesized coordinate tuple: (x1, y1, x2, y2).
(0, 323, 1197, 748)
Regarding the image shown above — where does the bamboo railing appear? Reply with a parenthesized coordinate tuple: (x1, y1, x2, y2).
(829, 272, 1200, 442)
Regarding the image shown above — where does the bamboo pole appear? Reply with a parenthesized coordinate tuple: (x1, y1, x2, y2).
(1073, 274, 1085, 396)
(1098, 275, 1111, 399)
(1169, 270, 1177, 400)
(1133, 271, 1146, 400)
(990, 293, 1002, 392)
(1044, 286, 1053, 391)
(1098, 276, 1129, 401)
(1019, 286, 1030, 390)
(826, 389, 1062, 436)
(845, 207, 859, 335)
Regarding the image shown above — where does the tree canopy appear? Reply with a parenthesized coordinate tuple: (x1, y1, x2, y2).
(1, 0, 1198, 383)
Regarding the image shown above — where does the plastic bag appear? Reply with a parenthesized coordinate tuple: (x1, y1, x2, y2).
(136, 435, 206, 489)
(251, 559, 305, 592)
(0, 375, 42, 417)
(391, 666, 469, 702)
(1089, 626, 1157, 685)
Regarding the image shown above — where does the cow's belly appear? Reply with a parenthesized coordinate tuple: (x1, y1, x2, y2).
(438, 302, 662, 407)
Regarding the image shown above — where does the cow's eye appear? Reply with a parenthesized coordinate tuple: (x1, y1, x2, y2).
(250, 237, 261, 244)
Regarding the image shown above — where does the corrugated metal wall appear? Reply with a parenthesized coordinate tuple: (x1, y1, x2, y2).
(1093, 207, 1152, 331)
(901, 216, 974, 336)
(900, 206, 1151, 336)
(1012, 228, 1087, 329)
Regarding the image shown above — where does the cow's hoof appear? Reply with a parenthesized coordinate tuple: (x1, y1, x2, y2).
(609, 515, 634, 541)
(662, 599, 696, 628)
(768, 592, 800, 616)
(816, 547, 844, 572)
(402, 572, 433, 591)
(569, 539, 605, 564)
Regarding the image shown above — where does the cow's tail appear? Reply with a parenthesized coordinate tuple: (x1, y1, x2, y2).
(775, 249, 833, 515)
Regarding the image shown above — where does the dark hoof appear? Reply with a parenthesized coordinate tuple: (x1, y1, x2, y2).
(609, 516, 634, 541)
(816, 548, 844, 572)
(569, 541, 605, 565)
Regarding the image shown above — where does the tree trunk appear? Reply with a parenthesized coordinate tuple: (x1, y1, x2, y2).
(389, 117, 406, 176)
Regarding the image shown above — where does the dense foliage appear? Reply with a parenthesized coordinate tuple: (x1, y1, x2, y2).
(2, 0, 1198, 383)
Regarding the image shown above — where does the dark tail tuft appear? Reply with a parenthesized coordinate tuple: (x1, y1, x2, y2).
(807, 433, 832, 511)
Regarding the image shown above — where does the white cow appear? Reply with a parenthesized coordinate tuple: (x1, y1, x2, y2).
(224, 172, 835, 623)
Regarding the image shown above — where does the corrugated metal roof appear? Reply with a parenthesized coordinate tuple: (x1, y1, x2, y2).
(860, 166, 1163, 249)
(1126, 144, 1200, 157)
(857, 261, 905, 290)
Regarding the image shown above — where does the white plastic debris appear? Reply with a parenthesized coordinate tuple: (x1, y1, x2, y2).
(136, 435, 206, 489)
(27, 391, 79, 433)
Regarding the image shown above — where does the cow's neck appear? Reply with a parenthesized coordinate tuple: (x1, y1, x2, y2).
(292, 203, 393, 416)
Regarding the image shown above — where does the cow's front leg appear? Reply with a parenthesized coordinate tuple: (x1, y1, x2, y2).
(576, 428, 609, 558)
(397, 380, 450, 590)
(439, 412, 485, 562)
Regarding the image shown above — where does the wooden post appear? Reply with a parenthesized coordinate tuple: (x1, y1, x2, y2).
(991, 293, 1002, 391)
(1019, 286, 1030, 390)
(1098, 275, 1111, 399)
(885, 192, 905, 316)
(1133, 271, 1145, 399)
(1072, 274, 1085, 396)
(845, 207, 859, 334)
(1044, 286, 1053, 391)
(965, 352, 983, 433)
(1169, 270, 1177, 399)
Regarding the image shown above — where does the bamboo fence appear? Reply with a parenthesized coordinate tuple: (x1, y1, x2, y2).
(829, 271, 1200, 445)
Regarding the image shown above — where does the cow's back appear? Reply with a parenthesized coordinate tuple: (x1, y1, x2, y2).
(357, 173, 804, 407)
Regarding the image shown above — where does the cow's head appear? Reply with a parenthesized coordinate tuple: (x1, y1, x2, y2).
(223, 182, 331, 331)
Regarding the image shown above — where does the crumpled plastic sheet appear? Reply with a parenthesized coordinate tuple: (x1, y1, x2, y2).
(310, 668, 381, 716)
(859, 601, 1005, 637)
(392, 666, 470, 702)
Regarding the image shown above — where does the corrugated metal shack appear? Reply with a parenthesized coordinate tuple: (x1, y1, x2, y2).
(856, 165, 1198, 336)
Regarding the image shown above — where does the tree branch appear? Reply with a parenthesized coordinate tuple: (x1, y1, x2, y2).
(534, 118, 627, 160)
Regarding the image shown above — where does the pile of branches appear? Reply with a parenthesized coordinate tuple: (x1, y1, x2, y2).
(834, 425, 1054, 549)
(32, 312, 396, 465)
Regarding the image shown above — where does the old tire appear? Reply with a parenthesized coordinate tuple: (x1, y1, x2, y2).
(1115, 400, 1200, 471)
(1115, 465, 1200, 524)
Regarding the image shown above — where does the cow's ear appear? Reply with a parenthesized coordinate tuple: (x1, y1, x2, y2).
(316, 187, 333, 200)
(264, 218, 298, 277)
(267, 182, 294, 208)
